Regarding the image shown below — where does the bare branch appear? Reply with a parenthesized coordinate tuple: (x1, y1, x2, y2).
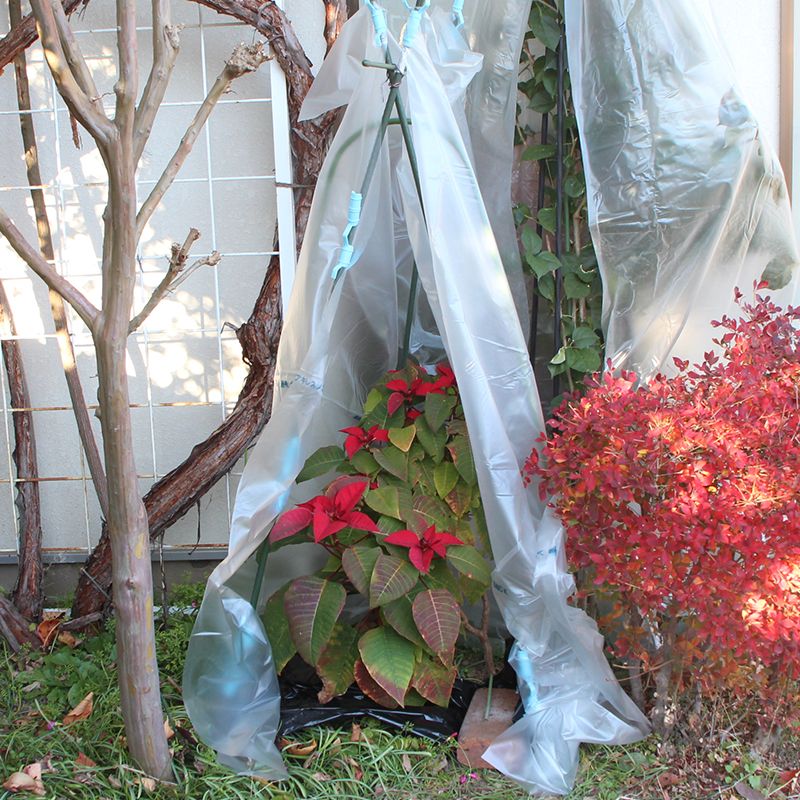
(134, 1, 181, 163)
(29, 0, 114, 146)
(136, 43, 269, 238)
(114, 0, 138, 134)
(322, 0, 346, 55)
(129, 228, 221, 334)
(10, 0, 109, 518)
(50, 0, 100, 103)
(0, 209, 98, 330)
(0, 0, 86, 75)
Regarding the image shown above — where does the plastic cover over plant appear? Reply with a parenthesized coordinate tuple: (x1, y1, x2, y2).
(183, 1, 649, 795)
(565, 0, 800, 380)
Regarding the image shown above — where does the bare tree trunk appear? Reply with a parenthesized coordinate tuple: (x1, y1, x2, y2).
(0, 283, 43, 623)
(0, 595, 40, 651)
(72, 0, 341, 619)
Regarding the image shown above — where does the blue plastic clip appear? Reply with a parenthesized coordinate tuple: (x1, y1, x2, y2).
(332, 191, 363, 280)
(365, 0, 388, 48)
(402, 0, 430, 48)
(451, 0, 464, 28)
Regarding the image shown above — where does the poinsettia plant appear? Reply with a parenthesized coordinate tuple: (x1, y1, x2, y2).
(261, 361, 494, 709)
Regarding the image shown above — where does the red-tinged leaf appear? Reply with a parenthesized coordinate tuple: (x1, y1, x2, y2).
(387, 392, 406, 416)
(284, 577, 346, 665)
(341, 545, 381, 596)
(412, 657, 457, 706)
(447, 545, 491, 587)
(36, 615, 64, 647)
(412, 589, 460, 660)
(317, 624, 359, 703)
(381, 594, 428, 649)
(369, 553, 419, 607)
(270, 508, 312, 543)
(353, 659, 399, 709)
(358, 627, 416, 705)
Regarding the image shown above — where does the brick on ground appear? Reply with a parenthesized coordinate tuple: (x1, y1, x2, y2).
(456, 687, 519, 770)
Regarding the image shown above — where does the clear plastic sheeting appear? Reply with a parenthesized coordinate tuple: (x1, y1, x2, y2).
(184, 3, 649, 796)
(565, 0, 800, 381)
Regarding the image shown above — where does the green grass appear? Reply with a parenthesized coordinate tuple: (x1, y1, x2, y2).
(2, 609, 798, 800)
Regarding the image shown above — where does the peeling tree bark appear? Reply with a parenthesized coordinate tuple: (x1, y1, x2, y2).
(0, 282, 43, 624)
(72, 0, 342, 619)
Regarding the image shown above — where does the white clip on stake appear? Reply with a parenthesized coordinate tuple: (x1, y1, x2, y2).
(402, 0, 430, 48)
(332, 191, 363, 280)
(451, 0, 464, 28)
(365, 0, 388, 48)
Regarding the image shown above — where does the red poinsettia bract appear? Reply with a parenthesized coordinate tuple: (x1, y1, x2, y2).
(270, 481, 378, 544)
(384, 525, 464, 573)
(340, 425, 390, 458)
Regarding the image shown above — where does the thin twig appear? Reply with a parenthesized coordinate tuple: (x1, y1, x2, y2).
(128, 228, 222, 334)
(136, 43, 269, 239)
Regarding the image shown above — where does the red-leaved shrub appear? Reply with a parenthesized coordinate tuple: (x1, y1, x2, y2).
(526, 291, 800, 727)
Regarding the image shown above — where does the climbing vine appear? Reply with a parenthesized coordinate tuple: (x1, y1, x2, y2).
(516, 0, 604, 397)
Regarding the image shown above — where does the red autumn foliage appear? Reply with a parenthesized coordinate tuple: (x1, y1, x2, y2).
(526, 292, 800, 713)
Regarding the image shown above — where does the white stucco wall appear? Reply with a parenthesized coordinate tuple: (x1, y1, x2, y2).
(0, 0, 786, 562)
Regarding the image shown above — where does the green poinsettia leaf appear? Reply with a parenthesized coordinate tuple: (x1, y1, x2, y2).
(296, 446, 346, 483)
(447, 545, 492, 588)
(317, 623, 359, 704)
(261, 584, 296, 674)
(412, 589, 460, 662)
(341, 544, 381, 596)
(284, 576, 346, 666)
(349, 449, 380, 476)
(381, 593, 428, 650)
(411, 494, 453, 533)
(411, 460, 437, 494)
(377, 514, 406, 534)
(422, 558, 461, 597)
(363, 387, 385, 415)
(447, 435, 477, 487)
(425, 393, 457, 433)
(412, 656, 457, 707)
(415, 416, 447, 463)
(369, 553, 419, 608)
(388, 425, 416, 453)
(365, 486, 401, 519)
(358, 627, 417, 706)
(373, 445, 409, 482)
(433, 462, 460, 500)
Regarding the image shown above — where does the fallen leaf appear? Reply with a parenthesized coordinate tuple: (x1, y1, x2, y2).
(108, 775, 122, 789)
(137, 776, 157, 793)
(350, 723, 362, 742)
(36, 616, 64, 648)
(75, 753, 96, 768)
(734, 782, 766, 800)
(3, 763, 45, 796)
(63, 692, 94, 725)
(402, 754, 413, 773)
(57, 630, 80, 648)
(278, 738, 317, 757)
(163, 719, 175, 740)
